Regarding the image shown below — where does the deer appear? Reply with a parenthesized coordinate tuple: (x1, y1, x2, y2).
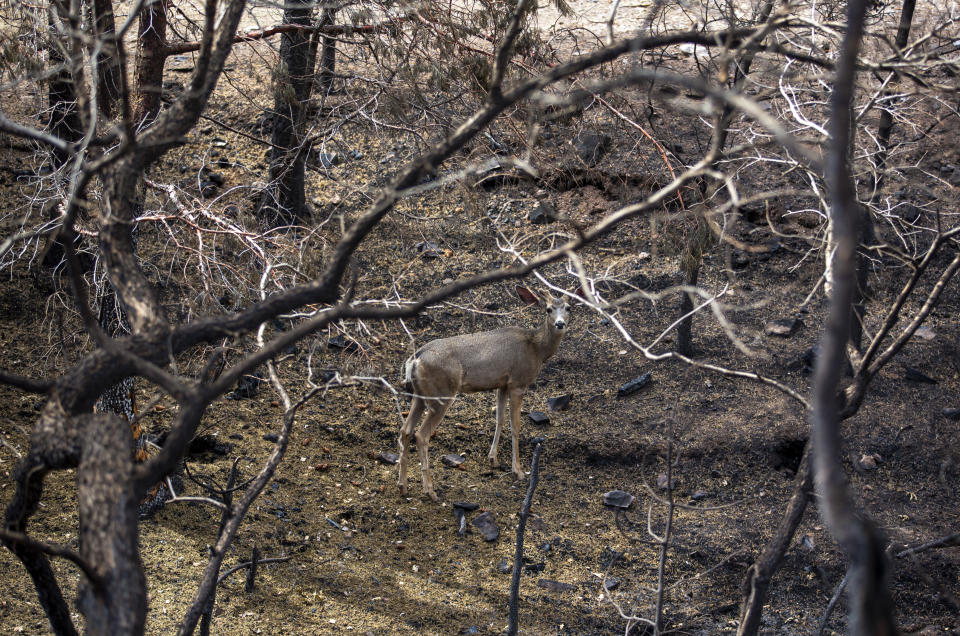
(398, 286, 570, 501)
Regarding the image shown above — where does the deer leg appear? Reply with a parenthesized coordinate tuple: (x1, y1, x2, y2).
(489, 387, 507, 466)
(508, 388, 526, 480)
(416, 398, 451, 501)
(398, 397, 425, 495)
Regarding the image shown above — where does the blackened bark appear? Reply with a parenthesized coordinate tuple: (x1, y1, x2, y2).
(257, 0, 315, 228)
(676, 248, 700, 356)
(813, 0, 899, 630)
(89, 0, 122, 116)
(871, 0, 917, 197)
(133, 0, 169, 126)
(317, 7, 338, 95)
(2, 457, 78, 636)
(76, 414, 147, 634)
(48, 0, 83, 168)
(737, 447, 813, 635)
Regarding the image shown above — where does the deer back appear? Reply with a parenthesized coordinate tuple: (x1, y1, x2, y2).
(411, 325, 548, 395)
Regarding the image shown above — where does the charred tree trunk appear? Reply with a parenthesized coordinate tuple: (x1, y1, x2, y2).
(88, 0, 122, 117)
(48, 0, 83, 168)
(317, 6, 339, 96)
(133, 0, 169, 127)
(256, 0, 316, 228)
(871, 0, 917, 198)
(813, 0, 899, 630)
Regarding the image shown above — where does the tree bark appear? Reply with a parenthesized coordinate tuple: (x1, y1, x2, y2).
(48, 0, 83, 168)
(812, 0, 899, 630)
(88, 0, 122, 117)
(256, 0, 315, 228)
(133, 0, 169, 127)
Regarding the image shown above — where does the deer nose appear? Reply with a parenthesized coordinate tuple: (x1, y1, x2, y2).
(555, 319, 566, 330)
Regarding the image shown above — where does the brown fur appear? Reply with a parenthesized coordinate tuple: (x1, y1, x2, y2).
(398, 289, 569, 501)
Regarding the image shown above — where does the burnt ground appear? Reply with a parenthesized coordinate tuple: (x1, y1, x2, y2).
(1, 7, 960, 636)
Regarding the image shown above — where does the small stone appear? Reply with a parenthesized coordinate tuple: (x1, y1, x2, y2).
(602, 490, 634, 509)
(547, 394, 572, 411)
(453, 507, 467, 537)
(377, 452, 399, 465)
(656, 473, 675, 491)
(914, 326, 936, 341)
(453, 501, 479, 511)
(528, 201, 557, 225)
(472, 511, 499, 541)
(441, 454, 465, 467)
(496, 557, 512, 574)
(537, 579, 577, 592)
(617, 373, 651, 398)
(327, 335, 360, 353)
(263, 433, 279, 443)
(200, 181, 218, 197)
(527, 411, 550, 425)
(603, 577, 620, 591)
(904, 366, 936, 383)
(573, 131, 611, 165)
(318, 152, 341, 168)
(942, 408, 960, 421)
(764, 318, 801, 337)
(415, 241, 442, 259)
(799, 534, 815, 551)
(857, 453, 882, 471)
(691, 490, 708, 501)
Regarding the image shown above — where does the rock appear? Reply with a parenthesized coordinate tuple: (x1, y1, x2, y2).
(573, 131, 611, 165)
(528, 201, 557, 225)
(263, 433, 279, 443)
(904, 366, 936, 383)
(799, 534, 815, 551)
(765, 318, 801, 337)
(914, 325, 936, 341)
(656, 473, 675, 491)
(377, 452, 399, 465)
(527, 411, 550, 425)
(602, 490, 635, 509)
(188, 434, 231, 456)
(547, 394, 572, 411)
(199, 181, 218, 198)
(528, 516, 548, 532)
(415, 241, 442, 259)
(857, 453, 882, 471)
(318, 152, 341, 168)
(617, 373, 651, 398)
(229, 371, 264, 399)
(942, 407, 960, 420)
(328, 335, 360, 353)
(461, 626, 480, 635)
(348, 149, 363, 160)
(691, 490, 709, 501)
(453, 507, 467, 537)
(453, 501, 479, 511)
(496, 557, 512, 574)
(525, 561, 546, 574)
(603, 577, 620, 591)
(441, 454, 465, 467)
(472, 511, 499, 541)
(537, 579, 577, 592)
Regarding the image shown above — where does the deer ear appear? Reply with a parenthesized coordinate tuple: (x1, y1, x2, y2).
(515, 285, 540, 305)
